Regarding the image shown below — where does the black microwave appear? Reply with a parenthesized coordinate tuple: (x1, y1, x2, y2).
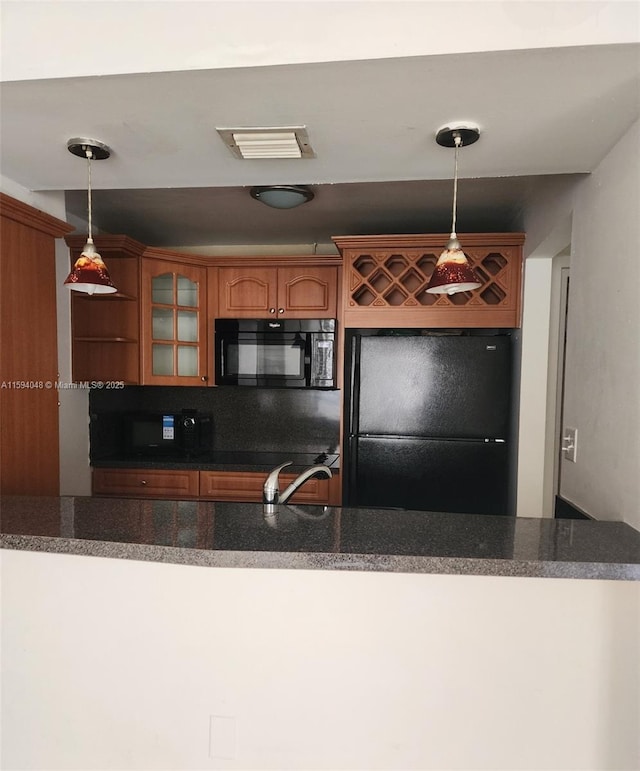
(123, 411, 213, 457)
(215, 318, 336, 388)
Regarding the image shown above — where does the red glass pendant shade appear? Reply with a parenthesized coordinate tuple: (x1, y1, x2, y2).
(64, 239, 117, 294)
(426, 237, 482, 295)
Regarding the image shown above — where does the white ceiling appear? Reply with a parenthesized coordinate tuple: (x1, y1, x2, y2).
(1, 36, 638, 246)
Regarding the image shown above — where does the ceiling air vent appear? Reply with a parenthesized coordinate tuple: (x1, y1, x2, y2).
(216, 126, 315, 159)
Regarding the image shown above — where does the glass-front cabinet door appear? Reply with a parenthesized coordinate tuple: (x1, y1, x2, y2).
(141, 259, 208, 385)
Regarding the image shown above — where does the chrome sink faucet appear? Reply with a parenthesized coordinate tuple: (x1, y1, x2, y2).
(262, 461, 332, 504)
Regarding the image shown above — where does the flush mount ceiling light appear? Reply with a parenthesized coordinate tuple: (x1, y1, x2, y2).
(216, 126, 315, 159)
(425, 123, 483, 296)
(64, 138, 117, 295)
(250, 185, 314, 209)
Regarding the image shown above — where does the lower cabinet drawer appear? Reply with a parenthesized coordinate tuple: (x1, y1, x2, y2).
(199, 470, 335, 504)
(93, 468, 199, 498)
(92, 467, 341, 504)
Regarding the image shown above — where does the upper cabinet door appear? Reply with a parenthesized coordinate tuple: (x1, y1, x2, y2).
(141, 259, 208, 385)
(217, 267, 278, 317)
(277, 266, 338, 318)
(218, 265, 338, 318)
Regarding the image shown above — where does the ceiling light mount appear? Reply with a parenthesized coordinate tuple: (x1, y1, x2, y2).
(66, 137, 111, 161)
(250, 185, 314, 209)
(435, 123, 481, 148)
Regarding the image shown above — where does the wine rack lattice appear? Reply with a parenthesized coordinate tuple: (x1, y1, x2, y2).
(350, 249, 510, 309)
(334, 233, 524, 328)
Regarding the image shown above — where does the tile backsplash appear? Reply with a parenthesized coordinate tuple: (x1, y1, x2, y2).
(89, 386, 341, 457)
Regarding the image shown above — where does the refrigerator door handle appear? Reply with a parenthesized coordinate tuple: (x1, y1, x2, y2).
(347, 334, 362, 435)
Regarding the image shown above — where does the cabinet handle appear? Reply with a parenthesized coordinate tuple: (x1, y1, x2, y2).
(200, 375, 208, 382)
(278, 308, 284, 314)
(141, 480, 147, 486)
(269, 308, 276, 314)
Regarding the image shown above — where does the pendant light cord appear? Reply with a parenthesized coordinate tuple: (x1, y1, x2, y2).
(85, 146, 94, 243)
(450, 134, 461, 239)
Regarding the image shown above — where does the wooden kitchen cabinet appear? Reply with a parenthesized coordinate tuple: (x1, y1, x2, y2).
(334, 233, 525, 328)
(141, 258, 209, 385)
(92, 467, 200, 498)
(93, 467, 340, 503)
(217, 265, 338, 318)
(1, 193, 73, 495)
(199, 469, 341, 504)
(66, 234, 145, 384)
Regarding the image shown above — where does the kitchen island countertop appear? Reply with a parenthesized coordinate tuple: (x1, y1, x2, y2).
(1, 495, 639, 581)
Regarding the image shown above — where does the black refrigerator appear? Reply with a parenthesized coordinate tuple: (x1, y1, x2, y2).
(345, 331, 516, 516)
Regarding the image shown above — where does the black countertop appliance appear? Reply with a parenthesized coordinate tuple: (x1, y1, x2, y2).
(345, 330, 516, 516)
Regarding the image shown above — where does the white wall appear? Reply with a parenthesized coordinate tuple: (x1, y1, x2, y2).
(55, 239, 92, 496)
(0, 175, 67, 221)
(2, 549, 639, 771)
(517, 257, 554, 516)
(516, 177, 578, 517)
(517, 121, 640, 527)
(2, 1, 638, 82)
(562, 119, 640, 528)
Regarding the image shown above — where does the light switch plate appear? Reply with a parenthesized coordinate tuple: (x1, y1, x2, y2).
(562, 427, 578, 462)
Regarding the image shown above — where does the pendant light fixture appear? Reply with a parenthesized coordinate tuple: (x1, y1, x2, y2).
(64, 138, 117, 295)
(426, 124, 482, 296)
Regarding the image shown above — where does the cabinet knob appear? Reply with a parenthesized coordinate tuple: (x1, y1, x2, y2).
(140, 480, 147, 486)
(269, 308, 276, 314)
(278, 308, 284, 314)
(201, 375, 208, 382)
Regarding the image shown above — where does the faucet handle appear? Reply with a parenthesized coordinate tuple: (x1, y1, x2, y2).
(262, 461, 292, 504)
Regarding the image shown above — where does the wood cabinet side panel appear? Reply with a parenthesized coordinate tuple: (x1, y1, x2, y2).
(1, 221, 59, 379)
(0, 217, 59, 495)
(1, 389, 60, 494)
(207, 268, 218, 385)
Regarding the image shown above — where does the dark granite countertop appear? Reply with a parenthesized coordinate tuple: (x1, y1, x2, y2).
(2, 496, 639, 580)
(90, 451, 340, 472)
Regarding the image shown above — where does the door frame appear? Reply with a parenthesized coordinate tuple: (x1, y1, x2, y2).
(542, 252, 571, 517)
(553, 265, 570, 505)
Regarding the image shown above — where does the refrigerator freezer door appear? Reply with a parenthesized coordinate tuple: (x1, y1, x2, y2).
(356, 335, 511, 439)
(350, 435, 510, 515)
